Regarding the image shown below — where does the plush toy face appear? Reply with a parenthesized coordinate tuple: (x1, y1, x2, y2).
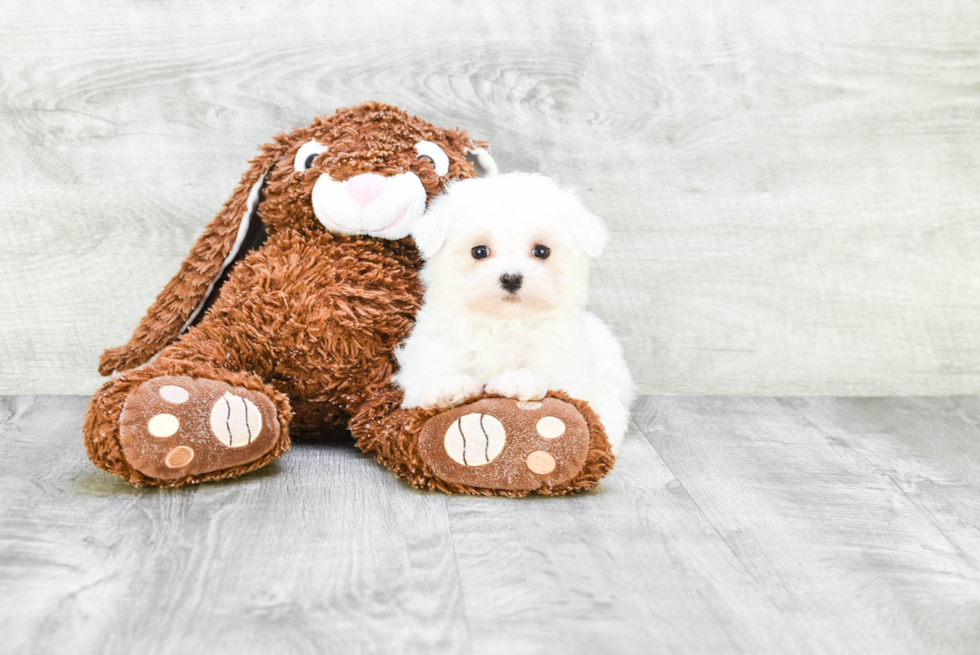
(256, 103, 491, 240)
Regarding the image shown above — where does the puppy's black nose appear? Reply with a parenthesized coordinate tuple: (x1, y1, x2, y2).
(500, 273, 523, 293)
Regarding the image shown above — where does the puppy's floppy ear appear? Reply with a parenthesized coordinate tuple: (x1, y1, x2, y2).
(99, 142, 288, 375)
(564, 190, 609, 257)
(411, 199, 454, 258)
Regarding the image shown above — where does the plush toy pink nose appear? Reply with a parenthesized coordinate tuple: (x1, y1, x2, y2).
(345, 173, 386, 207)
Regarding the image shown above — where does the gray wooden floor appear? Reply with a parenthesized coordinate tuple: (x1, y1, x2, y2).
(2, 396, 979, 654)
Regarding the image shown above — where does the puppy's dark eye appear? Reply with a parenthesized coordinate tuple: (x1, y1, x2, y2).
(417, 154, 435, 166)
(304, 153, 320, 170)
(471, 245, 490, 260)
(532, 244, 551, 259)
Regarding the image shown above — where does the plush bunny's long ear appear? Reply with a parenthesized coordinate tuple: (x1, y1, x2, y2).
(98, 144, 286, 375)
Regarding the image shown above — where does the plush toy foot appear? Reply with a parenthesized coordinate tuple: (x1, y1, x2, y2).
(349, 388, 615, 497)
(417, 396, 610, 495)
(117, 376, 282, 481)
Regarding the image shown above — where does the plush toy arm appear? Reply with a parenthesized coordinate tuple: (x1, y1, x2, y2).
(98, 215, 246, 374)
(99, 145, 284, 375)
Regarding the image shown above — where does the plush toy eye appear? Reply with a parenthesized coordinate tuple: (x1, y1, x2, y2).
(532, 244, 551, 259)
(415, 140, 450, 176)
(294, 140, 329, 173)
(471, 245, 490, 260)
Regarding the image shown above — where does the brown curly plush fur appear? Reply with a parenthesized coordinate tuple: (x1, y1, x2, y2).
(84, 101, 616, 494)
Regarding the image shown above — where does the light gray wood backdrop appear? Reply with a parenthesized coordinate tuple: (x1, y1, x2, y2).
(2, 0, 979, 396)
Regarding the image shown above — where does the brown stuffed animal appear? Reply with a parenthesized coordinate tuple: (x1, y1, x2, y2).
(85, 102, 615, 496)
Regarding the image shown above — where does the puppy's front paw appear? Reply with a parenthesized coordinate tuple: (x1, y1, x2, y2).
(484, 369, 548, 401)
(417, 375, 483, 410)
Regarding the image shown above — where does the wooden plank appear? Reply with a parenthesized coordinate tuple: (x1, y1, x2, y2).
(0, 396, 469, 654)
(6, 395, 980, 652)
(3, 0, 980, 395)
(786, 396, 980, 576)
(445, 421, 808, 655)
(634, 396, 980, 655)
(1, 395, 813, 654)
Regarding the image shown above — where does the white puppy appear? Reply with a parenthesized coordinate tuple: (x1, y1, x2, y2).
(393, 172, 635, 453)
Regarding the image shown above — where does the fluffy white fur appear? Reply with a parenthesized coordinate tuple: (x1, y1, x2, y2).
(394, 172, 635, 453)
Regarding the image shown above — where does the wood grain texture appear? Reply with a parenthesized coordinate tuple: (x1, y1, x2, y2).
(2, 0, 980, 395)
(444, 431, 807, 655)
(633, 396, 980, 655)
(0, 396, 469, 655)
(4, 395, 980, 653)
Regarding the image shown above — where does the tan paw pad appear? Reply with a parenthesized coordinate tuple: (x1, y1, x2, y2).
(165, 446, 195, 468)
(526, 451, 556, 475)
